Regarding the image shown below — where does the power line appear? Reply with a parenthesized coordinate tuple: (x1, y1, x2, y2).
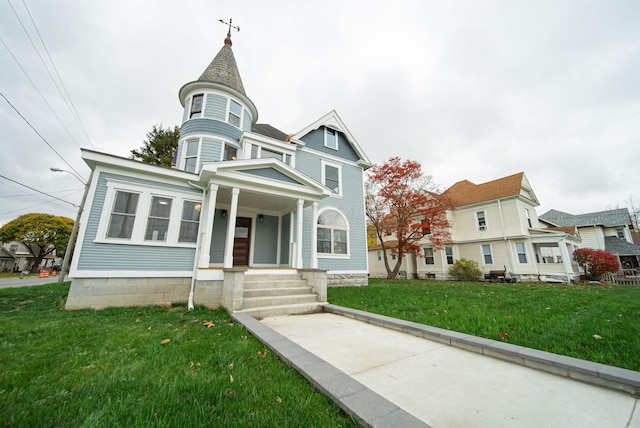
(0, 90, 85, 180)
(0, 34, 84, 150)
(0, 173, 78, 208)
(20, 0, 94, 147)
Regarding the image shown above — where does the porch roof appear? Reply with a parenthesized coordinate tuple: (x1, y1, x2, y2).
(605, 236, 640, 256)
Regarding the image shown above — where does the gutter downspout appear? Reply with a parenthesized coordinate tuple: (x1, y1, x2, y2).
(187, 180, 208, 310)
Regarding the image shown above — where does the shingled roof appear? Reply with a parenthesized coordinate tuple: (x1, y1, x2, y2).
(539, 208, 631, 228)
(198, 33, 246, 96)
(605, 236, 640, 256)
(444, 172, 526, 208)
(251, 123, 289, 141)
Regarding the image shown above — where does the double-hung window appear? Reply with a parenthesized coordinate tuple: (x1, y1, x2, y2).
(525, 208, 532, 228)
(228, 99, 242, 127)
(324, 127, 338, 150)
(317, 209, 348, 255)
(190, 94, 203, 118)
(476, 211, 487, 231)
(179, 201, 201, 243)
(445, 246, 454, 265)
(424, 248, 435, 265)
(515, 242, 528, 263)
(107, 191, 140, 239)
(145, 197, 172, 241)
(322, 161, 341, 195)
(184, 140, 199, 172)
(482, 244, 493, 264)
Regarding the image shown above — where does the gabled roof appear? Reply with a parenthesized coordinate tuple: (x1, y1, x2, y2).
(0, 247, 15, 261)
(539, 208, 631, 228)
(604, 236, 640, 256)
(290, 110, 371, 168)
(197, 33, 246, 96)
(444, 172, 538, 208)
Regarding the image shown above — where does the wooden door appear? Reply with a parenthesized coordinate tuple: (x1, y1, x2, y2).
(233, 217, 251, 266)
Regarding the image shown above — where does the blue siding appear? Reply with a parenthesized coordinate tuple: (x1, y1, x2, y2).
(254, 215, 278, 264)
(300, 127, 360, 162)
(243, 110, 252, 131)
(175, 141, 183, 168)
(280, 213, 290, 264)
(201, 137, 223, 163)
(204, 93, 226, 120)
(210, 209, 228, 263)
(294, 152, 368, 271)
(181, 119, 241, 142)
(182, 99, 189, 123)
(240, 168, 302, 185)
(77, 172, 200, 271)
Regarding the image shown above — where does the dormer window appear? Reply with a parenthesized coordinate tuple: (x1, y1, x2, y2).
(228, 99, 242, 127)
(325, 127, 338, 150)
(190, 94, 203, 118)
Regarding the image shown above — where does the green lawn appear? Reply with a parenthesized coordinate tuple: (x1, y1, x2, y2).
(329, 279, 640, 371)
(0, 283, 356, 427)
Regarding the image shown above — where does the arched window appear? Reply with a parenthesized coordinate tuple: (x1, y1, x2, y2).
(317, 209, 348, 255)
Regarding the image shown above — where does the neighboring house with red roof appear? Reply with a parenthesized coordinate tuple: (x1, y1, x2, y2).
(368, 172, 582, 282)
(539, 208, 639, 270)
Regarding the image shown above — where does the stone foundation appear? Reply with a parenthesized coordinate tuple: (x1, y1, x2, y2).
(327, 273, 368, 287)
(65, 277, 191, 310)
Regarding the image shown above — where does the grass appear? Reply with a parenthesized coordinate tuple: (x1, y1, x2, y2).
(0, 283, 356, 427)
(0, 271, 43, 279)
(329, 279, 640, 372)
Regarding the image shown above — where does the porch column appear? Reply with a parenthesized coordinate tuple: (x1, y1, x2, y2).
(296, 198, 304, 268)
(224, 188, 240, 268)
(559, 240, 574, 281)
(311, 201, 318, 269)
(199, 184, 218, 268)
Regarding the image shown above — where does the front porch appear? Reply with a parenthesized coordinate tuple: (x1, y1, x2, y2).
(193, 268, 327, 318)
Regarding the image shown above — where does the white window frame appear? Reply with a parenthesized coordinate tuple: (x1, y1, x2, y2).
(515, 242, 528, 264)
(183, 139, 200, 173)
(144, 196, 173, 242)
(321, 160, 342, 196)
(228, 99, 243, 127)
(424, 247, 435, 265)
(316, 208, 349, 258)
(96, 179, 200, 248)
(616, 228, 625, 239)
(106, 190, 140, 240)
(223, 143, 238, 161)
(525, 208, 532, 228)
(324, 127, 338, 150)
(481, 244, 493, 265)
(444, 246, 454, 265)
(476, 211, 487, 231)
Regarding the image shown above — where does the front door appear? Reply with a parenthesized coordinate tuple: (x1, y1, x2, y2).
(233, 217, 251, 266)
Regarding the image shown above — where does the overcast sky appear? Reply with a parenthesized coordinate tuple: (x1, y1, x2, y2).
(1, 0, 639, 226)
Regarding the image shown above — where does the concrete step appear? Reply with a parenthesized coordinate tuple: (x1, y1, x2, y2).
(238, 302, 324, 320)
(242, 294, 319, 309)
(244, 286, 313, 298)
(245, 273, 302, 281)
(244, 279, 307, 290)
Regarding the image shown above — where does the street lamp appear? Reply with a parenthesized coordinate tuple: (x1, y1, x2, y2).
(50, 167, 91, 282)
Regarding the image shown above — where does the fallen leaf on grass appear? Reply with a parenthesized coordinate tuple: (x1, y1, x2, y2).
(593, 334, 603, 340)
(203, 321, 216, 328)
(161, 339, 171, 345)
(276, 396, 282, 403)
(228, 363, 234, 371)
(498, 332, 510, 340)
(229, 374, 234, 383)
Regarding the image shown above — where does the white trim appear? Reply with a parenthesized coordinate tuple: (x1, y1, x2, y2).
(481, 243, 494, 265)
(227, 98, 243, 128)
(324, 127, 338, 150)
(321, 160, 343, 197)
(316, 206, 350, 257)
(69, 270, 194, 278)
(95, 179, 200, 247)
(476, 210, 488, 231)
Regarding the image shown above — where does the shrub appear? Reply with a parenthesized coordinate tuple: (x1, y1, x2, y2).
(573, 248, 620, 280)
(448, 258, 483, 282)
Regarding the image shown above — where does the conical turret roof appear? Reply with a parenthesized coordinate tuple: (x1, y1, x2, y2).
(197, 33, 246, 96)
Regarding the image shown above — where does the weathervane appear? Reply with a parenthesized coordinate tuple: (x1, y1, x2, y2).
(219, 18, 240, 36)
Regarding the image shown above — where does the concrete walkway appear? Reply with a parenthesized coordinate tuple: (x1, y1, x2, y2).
(233, 306, 640, 428)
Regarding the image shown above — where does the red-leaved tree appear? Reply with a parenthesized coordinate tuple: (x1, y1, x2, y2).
(366, 157, 452, 279)
(573, 248, 620, 280)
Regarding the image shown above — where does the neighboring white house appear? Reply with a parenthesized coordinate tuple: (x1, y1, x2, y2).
(539, 208, 640, 270)
(66, 30, 371, 311)
(369, 172, 582, 282)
